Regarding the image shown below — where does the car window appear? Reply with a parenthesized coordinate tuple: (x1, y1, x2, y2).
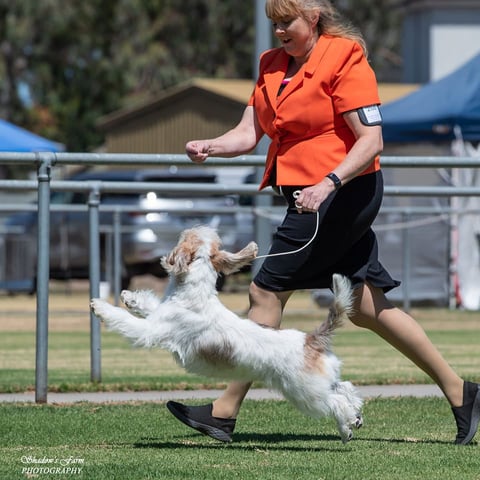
(141, 175, 220, 199)
(71, 192, 88, 204)
(102, 194, 140, 204)
(50, 191, 75, 204)
(143, 175, 217, 184)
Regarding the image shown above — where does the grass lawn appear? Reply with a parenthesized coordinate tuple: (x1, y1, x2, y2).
(1, 326, 480, 393)
(1, 398, 479, 480)
(1, 288, 479, 479)
(0, 289, 480, 392)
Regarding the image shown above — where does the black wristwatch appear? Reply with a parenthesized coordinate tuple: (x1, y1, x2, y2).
(326, 172, 342, 190)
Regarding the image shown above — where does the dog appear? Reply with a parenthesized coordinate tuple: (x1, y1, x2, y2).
(90, 225, 363, 443)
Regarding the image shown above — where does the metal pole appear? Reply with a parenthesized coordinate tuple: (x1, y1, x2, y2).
(113, 209, 122, 306)
(35, 153, 55, 403)
(105, 230, 113, 296)
(253, 0, 273, 275)
(402, 212, 411, 312)
(88, 184, 102, 383)
(1, 152, 480, 168)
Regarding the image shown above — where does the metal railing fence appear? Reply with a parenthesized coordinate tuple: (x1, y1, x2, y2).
(1, 151, 480, 403)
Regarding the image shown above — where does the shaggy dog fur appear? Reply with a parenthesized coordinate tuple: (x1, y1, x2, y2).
(90, 225, 363, 443)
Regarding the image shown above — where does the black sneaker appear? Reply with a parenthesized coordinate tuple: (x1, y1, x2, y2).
(452, 381, 480, 445)
(166, 401, 236, 443)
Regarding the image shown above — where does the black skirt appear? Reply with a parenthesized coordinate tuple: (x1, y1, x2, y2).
(253, 171, 400, 292)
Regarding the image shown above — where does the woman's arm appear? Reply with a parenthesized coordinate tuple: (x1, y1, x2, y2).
(333, 109, 383, 185)
(185, 106, 264, 163)
(295, 110, 383, 212)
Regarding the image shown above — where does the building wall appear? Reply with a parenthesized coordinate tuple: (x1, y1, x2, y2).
(402, 0, 480, 82)
(100, 82, 418, 154)
(104, 90, 245, 154)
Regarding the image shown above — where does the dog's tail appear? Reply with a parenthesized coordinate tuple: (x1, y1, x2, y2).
(315, 274, 354, 338)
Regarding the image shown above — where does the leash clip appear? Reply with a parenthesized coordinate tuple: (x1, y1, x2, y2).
(293, 189, 302, 209)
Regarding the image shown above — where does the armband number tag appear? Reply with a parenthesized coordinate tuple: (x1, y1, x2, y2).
(357, 105, 383, 126)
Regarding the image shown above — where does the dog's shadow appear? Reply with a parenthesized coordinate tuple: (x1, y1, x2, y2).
(134, 432, 456, 451)
(134, 432, 352, 452)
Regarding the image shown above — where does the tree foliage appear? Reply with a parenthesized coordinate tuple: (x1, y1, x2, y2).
(0, 0, 400, 154)
(337, 0, 404, 81)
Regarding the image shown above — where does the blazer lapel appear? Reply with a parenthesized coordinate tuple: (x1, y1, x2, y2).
(276, 36, 334, 105)
(262, 49, 289, 108)
(303, 35, 334, 77)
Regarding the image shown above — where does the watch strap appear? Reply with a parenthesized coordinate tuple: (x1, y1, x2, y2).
(326, 172, 342, 190)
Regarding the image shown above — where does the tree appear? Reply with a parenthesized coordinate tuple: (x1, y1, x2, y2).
(0, 0, 129, 150)
(336, 0, 404, 81)
(0, 0, 400, 155)
(0, 0, 256, 152)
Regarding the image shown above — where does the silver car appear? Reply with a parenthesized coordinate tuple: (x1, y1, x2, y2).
(2, 167, 240, 291)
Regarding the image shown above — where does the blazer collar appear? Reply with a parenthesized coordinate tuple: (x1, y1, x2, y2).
(263, 35, 334, 107)
(304, 35, 334, 75)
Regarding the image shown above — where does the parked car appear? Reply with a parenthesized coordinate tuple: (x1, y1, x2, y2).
(3, 167, 241, 291)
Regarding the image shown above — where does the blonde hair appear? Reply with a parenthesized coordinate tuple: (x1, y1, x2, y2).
(265, 0, 367, 56)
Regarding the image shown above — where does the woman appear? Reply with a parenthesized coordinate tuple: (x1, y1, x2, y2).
(167, 0, 480, 445)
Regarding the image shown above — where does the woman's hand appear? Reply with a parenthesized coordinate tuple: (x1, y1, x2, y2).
(185, 140, 212, 163)
(185, 106, 263, 164)
(294, 180, 336, 213)
(295, 110, 383, 213)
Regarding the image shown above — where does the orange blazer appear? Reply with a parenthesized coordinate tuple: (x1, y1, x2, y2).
(249, 35, 381, 190)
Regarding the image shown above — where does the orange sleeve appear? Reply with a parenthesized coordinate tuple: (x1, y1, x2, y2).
(330, 43, 380, 114)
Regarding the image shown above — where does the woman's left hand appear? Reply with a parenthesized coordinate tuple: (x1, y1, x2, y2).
(294, 180, 336, 213)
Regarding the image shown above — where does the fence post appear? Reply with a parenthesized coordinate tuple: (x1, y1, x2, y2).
(402, 211, 412, 312)
(88, 183, 102, 383)
(253, 0, 272, 275)
(35, 152, 55, 403)
(113, 209, 122, 305)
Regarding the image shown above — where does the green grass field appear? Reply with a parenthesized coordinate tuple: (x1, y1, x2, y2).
(0, 292, 479, 392)
(1, 399, 479, 480)
(1, 326, 480, 393)
(1, 289, 480, 478)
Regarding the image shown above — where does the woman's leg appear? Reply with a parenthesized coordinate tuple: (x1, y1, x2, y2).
(211, 282, 292, 419)
(350, 283, 464, 407)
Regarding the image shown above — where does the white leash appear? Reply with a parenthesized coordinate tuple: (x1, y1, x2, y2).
(255, 190, 320, 260)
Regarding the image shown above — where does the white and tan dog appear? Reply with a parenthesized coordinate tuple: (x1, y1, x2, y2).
(90, 225, 363, 443)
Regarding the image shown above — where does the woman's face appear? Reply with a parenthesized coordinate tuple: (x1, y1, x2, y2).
(271, 13, 319, 62)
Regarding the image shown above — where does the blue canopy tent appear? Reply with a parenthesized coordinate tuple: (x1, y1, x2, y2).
(376, 54, 480, 308)
(0, 118, 64, 152)
(381, 54, 480, 143)
(0, 119, 63, 292)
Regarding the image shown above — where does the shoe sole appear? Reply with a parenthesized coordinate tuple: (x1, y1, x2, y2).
(458, 386, 480, 445)
(166, 402, 232, 443)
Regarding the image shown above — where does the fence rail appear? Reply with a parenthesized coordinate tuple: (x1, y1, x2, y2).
(0, 151, 479, 403)
(2, 151, 480, 168)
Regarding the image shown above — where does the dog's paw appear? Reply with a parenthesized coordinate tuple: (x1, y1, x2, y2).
(340, 427, 353, 444)
(338, 415, 362, 443)
(90, 298, 110, 321)
(121, 289, 152, 317)
(354, 415, 363, 429)
(120, 290, 136, 308)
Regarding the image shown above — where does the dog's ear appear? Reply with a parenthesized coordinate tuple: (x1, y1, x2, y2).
(210, 241, 258, 275)
(161, 229, 204, 276)
(161, 244, 193, 276)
